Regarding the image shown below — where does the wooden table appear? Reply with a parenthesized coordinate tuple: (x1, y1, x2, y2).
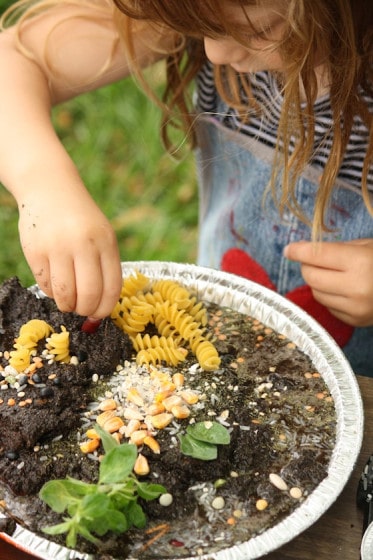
(1, 375, 372, 560)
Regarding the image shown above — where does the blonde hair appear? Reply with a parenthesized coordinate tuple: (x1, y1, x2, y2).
(3, 0, 373, 236)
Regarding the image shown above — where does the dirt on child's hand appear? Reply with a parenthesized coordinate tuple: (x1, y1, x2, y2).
(18, 190, 122, 319)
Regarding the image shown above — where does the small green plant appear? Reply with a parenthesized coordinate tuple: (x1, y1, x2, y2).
(39, 425, 166, 548)
(178, 421, 231, 460)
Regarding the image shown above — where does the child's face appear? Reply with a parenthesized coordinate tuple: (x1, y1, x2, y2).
(203, 3, 286, 73)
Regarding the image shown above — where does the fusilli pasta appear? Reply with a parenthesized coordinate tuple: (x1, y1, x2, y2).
(111, 273, 221, 371)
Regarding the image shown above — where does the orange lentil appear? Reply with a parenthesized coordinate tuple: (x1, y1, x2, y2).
(32, 356, 43, 363)
(312, 372, 321, 378)
(286, 342, 296, 349)
(48, 373, 57, 380)
(264, 328, 273, 334)
(304, 372, 313, 379)
(325, 396, 333, 403)
(0, 399, 3, 404)
(230, 362, 238, 369)
(256, 335, 264, 341)
(25, 398, 33, 404)
(7, 398, 16, 406)
(18, 401, 27, 407)
(237, 357, 245, 363)
(316, 392, 325, 400)
(218, 333, 227, 340)
(227, 517, 236, 526)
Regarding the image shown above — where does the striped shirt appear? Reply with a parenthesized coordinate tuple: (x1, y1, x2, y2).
(196, 62, 373, 191)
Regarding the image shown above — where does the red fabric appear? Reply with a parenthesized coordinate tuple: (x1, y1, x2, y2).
(221, 248, 353, 347)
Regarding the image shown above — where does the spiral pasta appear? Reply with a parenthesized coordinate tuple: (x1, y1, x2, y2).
(45, 326, 70, 363)
(14, 319, 53, 349)
(111, 273, 221, 371)
(120, 270, 149, 298)
(9, 319, 53, 372)
(134, 334, 188, 367)
(155, 301, 202, 341)
(189, 335, 221, 372)
(151, 279, 192, 310)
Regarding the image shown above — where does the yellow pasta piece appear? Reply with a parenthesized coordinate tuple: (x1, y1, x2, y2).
(45, 326, 70, 363)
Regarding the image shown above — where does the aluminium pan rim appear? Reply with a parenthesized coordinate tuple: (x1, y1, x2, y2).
(0, 261, 364, 560)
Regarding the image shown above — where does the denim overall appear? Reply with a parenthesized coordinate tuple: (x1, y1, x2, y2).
(195, 109, 373, 376)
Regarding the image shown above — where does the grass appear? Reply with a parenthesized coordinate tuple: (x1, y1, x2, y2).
(0, 68, 198, 287)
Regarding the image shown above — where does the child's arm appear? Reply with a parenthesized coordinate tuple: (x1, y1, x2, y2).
(0, 3, 170, 318)
(284, 239, 373, 327)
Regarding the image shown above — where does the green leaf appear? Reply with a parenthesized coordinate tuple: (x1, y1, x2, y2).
(42, 520, 72, 536)
(99, 444, 138, 484)
(39, 479, 88, 513)
(126, 500, 146, 529)
(87, 509, 128, 535)
(94, 423, 120, 453)
(186, 421, 231, 445)
(178, 433, 217, 460)
(80, 493, 111, 520)
(137, 482, 166, 501)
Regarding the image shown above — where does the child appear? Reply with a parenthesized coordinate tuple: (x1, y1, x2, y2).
(0, 0, 372, 375)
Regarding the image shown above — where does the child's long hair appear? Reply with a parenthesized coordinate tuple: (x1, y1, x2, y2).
(114, 0, 373, 237)
(3, 0, 373, 236)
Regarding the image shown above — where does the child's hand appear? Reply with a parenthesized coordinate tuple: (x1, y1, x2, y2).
(284, 239, 373, 327)
(18, 186, 122, 319)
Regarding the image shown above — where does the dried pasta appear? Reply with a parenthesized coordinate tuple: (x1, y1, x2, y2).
(111, 272, 221, 371)
(134, 334, 188, 367)
(9, 319, 53, 372)
(189, 335, 221, 372)
(45, 326, 70, 363)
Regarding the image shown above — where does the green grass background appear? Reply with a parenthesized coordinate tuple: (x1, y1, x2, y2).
(0, 1, 198, 287)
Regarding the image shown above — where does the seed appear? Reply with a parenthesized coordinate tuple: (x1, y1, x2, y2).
(112, 432, 122, 444)
(179, 390, 199, 405)
(171, 404, 190, 419)
(172, 373, 184, 388)
(130, 430, 148, 446)
(269, 473, 288, 491)
(122, 407, 144, 421)
(211, 496, 225, 510)
(127, 387, 144, 407)
(289, 487, 303, 499)
(146, 403, 166, 416)
(98, 398, 117, 411)
(163, 395, 183, 411)
(159, 493, 173, 506)
(149, 412, 173, 429)
(80, 439, 100, 454)
(40, 387, 54, 398)
(96, 410, 117, 426)
(122, 419, 141, 438)
(5, 450, 19, 460)
(86, 428, 100, 440)
(256, 499, 268, 511)
(134, 453, 150, 476)
(103, 416, 125, 433)
(144, 435, 160, 454)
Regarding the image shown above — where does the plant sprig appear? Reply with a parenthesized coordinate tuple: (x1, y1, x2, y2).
(39, 424, 166, 548)
(178, 421, 231, 460)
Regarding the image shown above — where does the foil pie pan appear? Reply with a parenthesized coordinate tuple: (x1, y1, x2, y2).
(0, 261, 364, 559)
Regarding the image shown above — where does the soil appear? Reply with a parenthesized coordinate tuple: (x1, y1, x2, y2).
(0, 278, 337, 560)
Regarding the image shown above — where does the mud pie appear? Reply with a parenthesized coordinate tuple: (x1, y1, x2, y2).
(0, 271, 338, 559)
